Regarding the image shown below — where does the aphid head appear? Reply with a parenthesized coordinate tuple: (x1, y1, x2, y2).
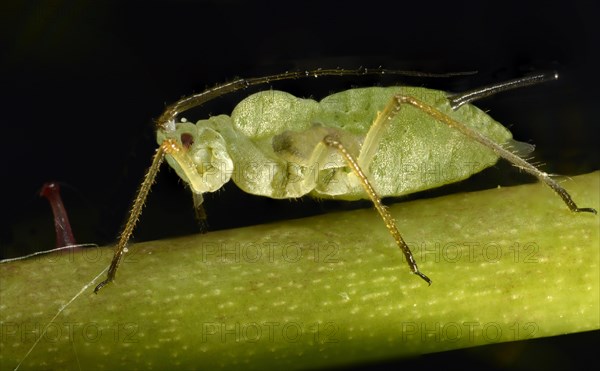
(157, 118, 233, 196)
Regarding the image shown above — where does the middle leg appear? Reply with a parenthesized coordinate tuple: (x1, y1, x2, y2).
(323, 135, 431, 285)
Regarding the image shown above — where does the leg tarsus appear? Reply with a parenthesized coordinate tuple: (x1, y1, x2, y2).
(576, 207, 597, 214)
(95, 255, 120, 293)
(94, 278, 111, 294)
(414, 271, 432, 286)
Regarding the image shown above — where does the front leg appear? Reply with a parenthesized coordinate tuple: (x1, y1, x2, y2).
(95, 139, 193, 293)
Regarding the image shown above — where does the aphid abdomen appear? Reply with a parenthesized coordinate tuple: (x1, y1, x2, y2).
(318, 87, 514, 198)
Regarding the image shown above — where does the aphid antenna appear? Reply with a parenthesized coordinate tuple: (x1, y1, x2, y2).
(158, 67, 476, 131)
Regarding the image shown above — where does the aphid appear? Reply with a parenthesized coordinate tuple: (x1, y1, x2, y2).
(93, 68, 597, 293)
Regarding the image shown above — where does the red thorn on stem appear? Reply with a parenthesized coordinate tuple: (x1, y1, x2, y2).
(40, 182, 77, 248)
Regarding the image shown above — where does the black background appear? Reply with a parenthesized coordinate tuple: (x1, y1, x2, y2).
(1, 0, 598, 369)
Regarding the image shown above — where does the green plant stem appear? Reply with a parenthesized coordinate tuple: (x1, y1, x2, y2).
(1, 172, 598, 370)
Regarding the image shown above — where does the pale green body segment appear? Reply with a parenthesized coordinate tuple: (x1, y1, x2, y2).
(157, 86, 512, 201)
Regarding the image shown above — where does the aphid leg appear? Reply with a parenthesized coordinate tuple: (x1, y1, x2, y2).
(192, 193, 209, 233)
(357, 96, 402, 169)
(40, 182, 77, 248)
(383, 94, 597, 214)
(95, 138, 210, 292)
(94, 142, 167, 293)
(322, 135, 432, 285)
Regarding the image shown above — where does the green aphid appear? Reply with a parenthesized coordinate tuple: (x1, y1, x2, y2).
(94, 68, 597, 293)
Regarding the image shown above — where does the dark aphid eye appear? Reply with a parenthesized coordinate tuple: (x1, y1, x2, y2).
(181, 133, 194, 148)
